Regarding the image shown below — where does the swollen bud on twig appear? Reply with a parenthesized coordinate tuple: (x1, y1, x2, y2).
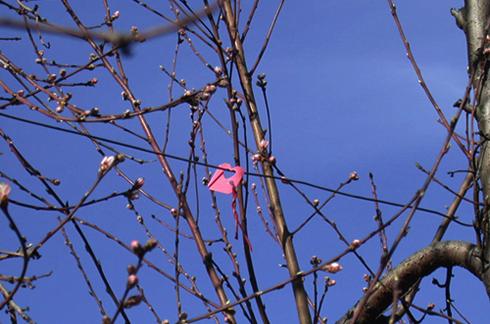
(214, 66, 223, 76)
(47, 73, 57, 82)
(326, 278, 336, 287)
(322, 262, 343, 273)
(256, 73, 267, 88)
(98, 154, 124, 175)
(130, 240, 144, 256)
(124, 294, 143, 308)
(204, 84, 216, 94)
(252, 154, 262, 164)
(310, 255, 322, 267)
(111, 10, 120, 20)
(127, 264, 137, 275)
(144, 238, 157, 252)
(132, 177, 145, 190)
(349, 171, 359, 181)
(259, 139, 269, 151)
(170, 208, 179, 217)
(98, 156, 115, 175)
(0, 183, 11, 208)
(351, 239, 361, 249)
(127, 274, 139, 288)
(268, 155, 276, 164)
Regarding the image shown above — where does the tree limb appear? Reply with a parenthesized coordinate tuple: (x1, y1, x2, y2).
(338, 241, 485, 323)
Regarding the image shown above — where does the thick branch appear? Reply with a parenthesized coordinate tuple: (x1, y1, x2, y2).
(459, 0, 490, 284)
(338, 241, 485, 323)
(220, 2, 312, 323)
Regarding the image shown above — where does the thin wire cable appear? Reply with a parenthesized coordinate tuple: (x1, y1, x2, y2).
(0, 111, 472, 225)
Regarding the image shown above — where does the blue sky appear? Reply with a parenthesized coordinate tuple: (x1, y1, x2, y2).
(1, 1, 487, 323)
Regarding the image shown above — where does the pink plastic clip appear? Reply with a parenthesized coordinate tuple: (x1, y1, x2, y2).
(208, 163, 252, 251)
(207, 163, 244, 194)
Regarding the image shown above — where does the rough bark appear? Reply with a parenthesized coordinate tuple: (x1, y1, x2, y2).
(338, 241, 484, 323)
(454, 0, 490, 295)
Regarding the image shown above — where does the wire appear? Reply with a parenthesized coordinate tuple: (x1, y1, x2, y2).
(0, 111, 472, 225)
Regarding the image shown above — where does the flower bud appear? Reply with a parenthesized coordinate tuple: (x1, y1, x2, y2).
(0, 183, 11, 208)
(349, 171, 359, 181)
(214, 66, 223, 76)
(130, 240, 143, 255)
(144, 238, 157, 252)
(327, 278, 336, 286)
(205, 84, 216, 94)
(127, 274, 138, 288)
(268, 155, 276, 164)
(132, 177, 145, 190)
(127, 264, 137, 274)
(124, 294, 143, 308)
(322, 262, 343, 273)
(47, 74, 57, 82)
(98, 156, 115, 174)
(259, 139, 269, 150)
(351, 239, 361, 248)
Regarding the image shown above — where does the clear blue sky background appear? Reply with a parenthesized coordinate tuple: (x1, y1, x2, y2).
(1, 0, 486, 323)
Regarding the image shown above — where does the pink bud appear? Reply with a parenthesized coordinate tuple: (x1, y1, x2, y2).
(268, 155, 276, 164)
(259, 139, 269, 150)
(130, 240, 142, 254)
(132, 177, 145, 190)
(205, 84, 216, 94)
(351, 239, 361, 248)
(349, 171, 360, 181)
(322, 262, 343, 273)
(252, 154, 262, 163)
(0, 183, 11, 207)
(127, 274, 138, 288)
(98, 156, 115, 174)
(214, 66, 223, 75)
